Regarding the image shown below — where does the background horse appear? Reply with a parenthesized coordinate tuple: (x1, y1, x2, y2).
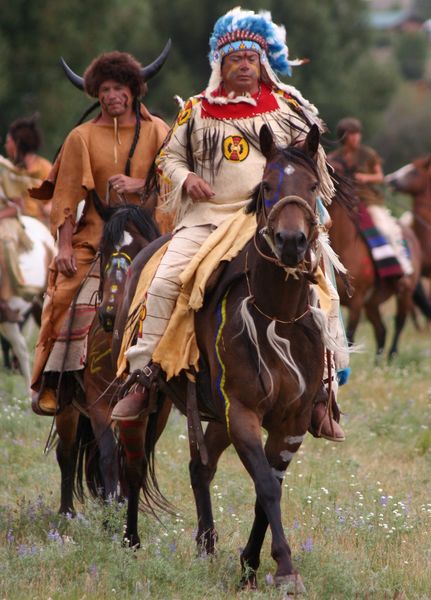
(115, 125, 339, 594)
(53, 205, 160, 515)
(0, 215, 55, 391)
(327, 178, 423, 359)
(385, 156, 431, 297)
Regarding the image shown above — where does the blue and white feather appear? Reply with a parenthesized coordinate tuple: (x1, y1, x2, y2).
(209, 8, 296, 77)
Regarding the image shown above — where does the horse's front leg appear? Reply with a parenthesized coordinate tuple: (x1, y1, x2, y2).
(91, 412, 119, 500)
(189, 421, 230, 555)
(117, 418, 149, 548)
(387, 291, 410, 359)
(364, 299, 386, 357)
(117, 396, 171, 548)
(229, 406, 305, 594)
(239, 428, 306, 592)
(55, 405, 80, 515)
(345, 297, 363, 346)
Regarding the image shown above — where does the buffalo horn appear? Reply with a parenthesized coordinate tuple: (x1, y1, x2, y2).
(141, 39, 171, 82)
(60, 57, 85, 91)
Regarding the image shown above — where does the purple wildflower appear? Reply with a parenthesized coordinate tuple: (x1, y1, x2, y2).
(380, 496, 388, 506)
(301, 537, 313, 552)
(265, 573, 274, 585)
(6, 529, 14, 544)
(47, 528, 62, 543)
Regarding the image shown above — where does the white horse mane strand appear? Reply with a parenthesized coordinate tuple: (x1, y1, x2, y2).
(238, 296, 306, 402)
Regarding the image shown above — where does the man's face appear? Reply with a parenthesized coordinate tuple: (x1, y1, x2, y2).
(98, 79, 133, 118)
(345, 131, 362, 150)
(221, 50, 261, 95)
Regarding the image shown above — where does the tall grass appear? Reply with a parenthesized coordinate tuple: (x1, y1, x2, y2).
(0, 313, 430, 599)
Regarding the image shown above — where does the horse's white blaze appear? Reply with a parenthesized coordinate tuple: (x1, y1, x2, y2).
(280, 449, 295, 462)
(284, 164, 295, 176)
(116, 231, 133, 250)
(385, 163, 414, 184)
(284, 434, 305, 445)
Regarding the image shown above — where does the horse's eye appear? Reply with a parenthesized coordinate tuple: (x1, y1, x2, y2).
(262, 181, 271, 193)
(310, 182, 319, 193)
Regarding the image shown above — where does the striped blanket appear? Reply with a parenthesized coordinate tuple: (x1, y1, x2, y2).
(44, 272, 99, 373)
(357, 203, 404, 279)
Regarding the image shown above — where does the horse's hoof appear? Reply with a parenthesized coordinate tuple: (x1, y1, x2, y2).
(239, 574, 258, 591)
(122, 533, 140, 549)
(274, 573, 306, 596)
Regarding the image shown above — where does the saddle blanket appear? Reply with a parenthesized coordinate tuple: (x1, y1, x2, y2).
(357, 203, 404, 279)
(117, 209, 333, 380)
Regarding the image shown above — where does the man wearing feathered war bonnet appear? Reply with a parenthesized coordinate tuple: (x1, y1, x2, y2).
(114, 8, 349, 442)
(31, 45, 171, 415)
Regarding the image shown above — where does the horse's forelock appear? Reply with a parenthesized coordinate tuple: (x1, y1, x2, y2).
(245, 146, 319, 215)
(101, 204, 160, 252)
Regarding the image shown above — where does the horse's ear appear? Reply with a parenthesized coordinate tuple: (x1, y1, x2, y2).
(259, 125, 276, 160)
(303, 124, 320, 160)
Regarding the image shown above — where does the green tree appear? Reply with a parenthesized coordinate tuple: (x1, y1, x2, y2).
(0, 0, 400, 158)
(394, 31, 428, 80)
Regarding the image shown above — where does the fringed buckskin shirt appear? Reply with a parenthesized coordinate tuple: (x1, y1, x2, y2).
(37, 110, 169, 250)
(156, 83, 335, 229)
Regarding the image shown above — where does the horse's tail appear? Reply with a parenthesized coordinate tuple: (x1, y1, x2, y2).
(118, 394, 174, 517)
(413, 281, 431, 320)
(74, 414, 104, 502)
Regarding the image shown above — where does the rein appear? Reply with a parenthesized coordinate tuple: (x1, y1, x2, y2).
(244, 250, 310, 325)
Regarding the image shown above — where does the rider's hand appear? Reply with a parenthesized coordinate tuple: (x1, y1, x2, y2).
(183, 173, 215, 201)
(55, 248, 77, 278)
(109, 174, 145, 195)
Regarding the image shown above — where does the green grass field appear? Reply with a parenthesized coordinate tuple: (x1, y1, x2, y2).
(0, 311, 430, 600)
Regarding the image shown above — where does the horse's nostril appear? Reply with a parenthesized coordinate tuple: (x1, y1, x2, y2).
(297, 231, 307, 248)
(275, 231, 285, 246)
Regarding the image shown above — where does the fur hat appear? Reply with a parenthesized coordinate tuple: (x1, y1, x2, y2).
(83, 51, 145, 98)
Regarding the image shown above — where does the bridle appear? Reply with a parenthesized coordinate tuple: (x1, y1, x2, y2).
(254, 178, 320, 276)
(98, 249, 132, 307)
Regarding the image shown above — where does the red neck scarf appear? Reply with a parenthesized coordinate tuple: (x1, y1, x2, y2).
(201, 83, 280, 120)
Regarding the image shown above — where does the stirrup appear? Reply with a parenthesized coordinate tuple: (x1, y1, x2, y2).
(119, 363, 161, 397)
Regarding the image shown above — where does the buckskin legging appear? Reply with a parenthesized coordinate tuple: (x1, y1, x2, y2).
(125, 224, 215, 373)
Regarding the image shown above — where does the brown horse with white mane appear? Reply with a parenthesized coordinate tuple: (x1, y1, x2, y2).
(385, 156, 431, 294)
(114, 125, 341, 594)
(327, 174, 423, 358)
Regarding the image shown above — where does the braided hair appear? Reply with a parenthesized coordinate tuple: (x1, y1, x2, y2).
(125, 99, 142, 176)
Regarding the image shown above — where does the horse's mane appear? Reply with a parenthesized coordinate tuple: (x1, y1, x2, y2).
(245, 146, 320, 214)
(100, 204, 160, 251)
(331, 170, 359, 219)
(246, 145, 358, 217)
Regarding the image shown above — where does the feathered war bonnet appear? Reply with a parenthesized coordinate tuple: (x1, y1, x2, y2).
(206, 8, 318, 117)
